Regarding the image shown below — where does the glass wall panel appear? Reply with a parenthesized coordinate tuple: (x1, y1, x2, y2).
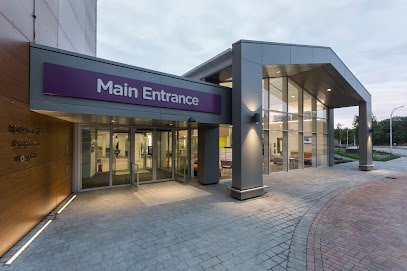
(134, 131, 153, 182)
(317, 134, 328, 166)
(81, 127, 110, 189)
(262, 79, 269, 109)
(288, 80, 300, 114)
(288, 114, 300, 131)
(192, 129, 198, 177)
(263, 130, 270, 174)
(269, 111, 286, 130)
(317, 118, 328, 134)
(269, 77, 286, 112)
(176, 130, 188, 176)
(112, 128, 131, 186)
(303, 118, 315, 133)
(157, 130, 173, 180)
(262, 110, 269, 129)
(304, 133, 316, 168)
(269, 130, 285, 172)
(317, 100, 327, 119)
(288, 132, 299, 170)
(220, 126, 232, 178)
(303, 91, 314, 119)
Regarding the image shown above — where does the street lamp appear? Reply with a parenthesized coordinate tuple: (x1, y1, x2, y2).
(390, 105, 404, 154)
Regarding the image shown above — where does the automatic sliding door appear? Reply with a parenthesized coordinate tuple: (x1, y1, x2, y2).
(134, 131, 153, 182)
(112, 128, 131, 186)
(156, 130, 173, 180)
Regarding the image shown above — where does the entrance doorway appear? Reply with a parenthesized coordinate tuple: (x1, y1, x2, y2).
(133, 130, 173, 184)
(80, 126, 187, 190)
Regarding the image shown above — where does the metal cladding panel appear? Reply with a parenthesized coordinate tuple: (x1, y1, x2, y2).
(291, 46, 314, 64)
(262, 44, 291, 64)
(35, 0, 59, 48)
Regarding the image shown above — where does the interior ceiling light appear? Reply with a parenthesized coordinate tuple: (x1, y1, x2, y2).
(291, 95, 295, 98)
(327, 88, 332, 92)
(276, 70, 281, 74)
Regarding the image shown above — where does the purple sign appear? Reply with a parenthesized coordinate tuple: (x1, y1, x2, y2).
(43, 62, 221, 114)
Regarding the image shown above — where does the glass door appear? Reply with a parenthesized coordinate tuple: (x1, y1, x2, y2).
(133, 130, 153, 183)
(156, 130, 173, 180)
(112, 128, 131, 186)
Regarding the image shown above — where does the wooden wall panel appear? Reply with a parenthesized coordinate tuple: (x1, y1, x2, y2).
(0, 97, 73, 257)
(0, 96, 61, 177)
(0, 162, 57, 256)
(0, 0, 94, 257)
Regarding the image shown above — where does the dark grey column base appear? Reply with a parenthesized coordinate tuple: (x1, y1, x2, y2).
(198, 179, 219, 185)
(230, 186, 267, 200)
(359, 164, 374, 171)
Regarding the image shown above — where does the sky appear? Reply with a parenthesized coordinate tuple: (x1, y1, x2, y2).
(97, 0, 407, 128)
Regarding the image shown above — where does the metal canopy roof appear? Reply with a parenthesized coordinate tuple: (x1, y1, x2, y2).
(184, 40, 370, 109)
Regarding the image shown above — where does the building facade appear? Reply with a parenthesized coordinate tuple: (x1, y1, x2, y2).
(0, 1, 373, 258)
(0, 0, 96, 257)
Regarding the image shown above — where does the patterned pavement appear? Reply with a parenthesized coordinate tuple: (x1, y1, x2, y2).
(0, 157, 406, 271)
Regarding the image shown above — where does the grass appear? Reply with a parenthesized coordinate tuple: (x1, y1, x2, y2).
(334, 148, 400, 162)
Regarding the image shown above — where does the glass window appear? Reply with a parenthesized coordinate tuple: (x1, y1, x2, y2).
(303, 91, 314, 119)
(317, 134, 328, 166)
(112, 128, 131, 186)
(287, 114, 300, 131)
(176, 130, 188, 176)
(288, 132, 299, 170)
(304, 133, 316, 168)
(262, 79, 269, 109)
(263, 130, 269, 174)
(288, 80, 300, 114)
(262, 110, 269, 130)
(269, 77, 286, 112)
(269, 130, 285, 173)
(269, 111, 286, 130)
(303, 118, 315, 133)
(317, 100, 327, 119)
(317, 118, 328, 134)
(219, 126, 232, 179)
(81, 127, 110, 189)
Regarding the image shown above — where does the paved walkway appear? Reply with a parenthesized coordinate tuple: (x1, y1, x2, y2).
(1, 158, 406, 271)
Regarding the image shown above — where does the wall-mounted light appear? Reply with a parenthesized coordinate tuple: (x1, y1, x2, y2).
(368, 128, 374, 134)
(251, 113, 260, 124)
(188, 117, 196, 123)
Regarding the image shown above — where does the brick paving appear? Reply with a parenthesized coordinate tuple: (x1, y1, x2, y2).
(307, 173, 407, 271)
(0, 157, 406, 271)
